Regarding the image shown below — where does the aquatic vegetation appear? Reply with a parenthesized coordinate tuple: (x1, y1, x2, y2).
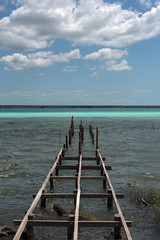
(32, 148, 38, 151)
(0, 155, 20, 178)
(127, 185, 160, 231)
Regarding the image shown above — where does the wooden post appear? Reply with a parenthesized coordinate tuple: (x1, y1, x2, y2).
(26, 214, 35, 239)
(92, 132, 94, 144)
(59, 155, 62, 165)
(103, 174, 106, 189)
(76, 164, 79, 174)
(67, 214, 74, 240)
(114, 213, 121, 240)
(41, 189, 47, 208)
(69, 129, 72, 145)
(56, 163, 59, 176)
(50, 173, 54, 192)
(107, 189, 113, 208)
(62, 145, 65, 157)
(74, 189, 78, 208)
(66, 135, 68, 149)
(79, 133, 81, 155)
(101, 167, 103, 176)
(75, 173, 78, 189)
(71, 116, 74, 136)
(96, 127, 98, 149)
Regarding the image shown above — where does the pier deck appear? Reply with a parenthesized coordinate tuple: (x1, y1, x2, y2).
(13, 117, 132, 240)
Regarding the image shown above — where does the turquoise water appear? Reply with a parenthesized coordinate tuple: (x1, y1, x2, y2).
(1, 107, 160, 118)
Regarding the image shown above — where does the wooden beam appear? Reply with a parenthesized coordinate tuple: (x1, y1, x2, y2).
(51, 176, 106, 180)
(60, 157, 105, 161)
(74, 155, 82, 240)
(14, 220, 131, 228)
(33, 193, 124, 199)
(97, 150, 132, 240)
(56, 165, 111, 170)
(13, 149, 63, 240)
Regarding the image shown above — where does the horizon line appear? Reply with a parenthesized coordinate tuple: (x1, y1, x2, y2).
(1, 105, 160, 108)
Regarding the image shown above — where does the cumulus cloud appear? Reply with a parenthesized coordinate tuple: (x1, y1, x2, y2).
(0, 49, 81, 70)
(139, 0, 152, 8)
(90, 72, 98, 78)
(63, 65, 78, 73)
(84, 48, 128, 60)
(0, 89, 120, 105)
(0, 0, 160, 50)
(132, 89, 151, 93)
(0, 6, 5, 11)
(104, 60, 132, 71)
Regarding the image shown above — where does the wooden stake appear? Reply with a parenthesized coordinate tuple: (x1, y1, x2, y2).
(67, 215, 74, 240)
(103, 174, 106, 189)
(41, 189, 47, 208)
(26, 214, 35, 239)
(56, 163, 59, 176)
(59, 155, 62, 165)
(69, 129, 72, 145)
(50, 173, 54, 192)
(96, 127, 98, 149)
(79, 141, 81, 156)
(107, 189, 113, 208)
(75, 173, 78, 189)
(74, 189, 78, 208)
(66, 135, 68, 149)
(114, 213, 121, 240)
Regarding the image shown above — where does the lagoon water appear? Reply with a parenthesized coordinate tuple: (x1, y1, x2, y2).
(0, 108, 160, 239)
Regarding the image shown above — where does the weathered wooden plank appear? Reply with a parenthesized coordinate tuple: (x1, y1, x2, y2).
(51, 176, 106, 180)
(14, 220, 71, 227)
(33, 193, 124, 199)
(97, 150, 132, 240)
(13, 149, 63, 240)
(74, 155, 82, 240)
(61, 157, 105, 161)
(14, 220, 132, 228)
(56, 165, 111, 170)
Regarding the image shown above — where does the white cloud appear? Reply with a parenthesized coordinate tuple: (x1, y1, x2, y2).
(139, 0, 152, 8)
(0, 0, 160, 50)
(38, 72, 44, 76)
(0, 89, 120, 105)
(84, 48, 128, 60)
(0, 49, 81, 70)
(105, 60, 132, 71)
(104, 90, 119, 95)
(90, 71, 98, 77)
(90, 66, 96, 71)
(63, 65, 78, 73)
(155, 1, 160, 6)
(132, 89, 152, 93)
(0, 6, 5, 11)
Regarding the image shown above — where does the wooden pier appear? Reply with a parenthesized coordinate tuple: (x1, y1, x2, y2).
(13, 117, 132, 240)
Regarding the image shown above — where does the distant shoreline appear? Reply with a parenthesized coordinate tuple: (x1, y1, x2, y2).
(1, 105, 160, 108)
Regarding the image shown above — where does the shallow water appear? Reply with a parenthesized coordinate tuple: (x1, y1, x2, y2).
(0, 108, 160, 239)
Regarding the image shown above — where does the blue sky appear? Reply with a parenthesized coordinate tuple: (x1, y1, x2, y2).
(0, 0, 160, 105)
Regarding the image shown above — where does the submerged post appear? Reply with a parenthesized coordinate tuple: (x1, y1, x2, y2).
(50, 173, 54, 192)
(114, 213, 121, 240)
(26, 214, 35, 239)
(66, 135, 68, 149)
(69, 129, 72, 145)
(96, 127, 98, 149)
(103, 174, 106, 189)
(67, 215, 74, 240)
(107, 189, 113, 208)
(41, 189, 47, 208)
